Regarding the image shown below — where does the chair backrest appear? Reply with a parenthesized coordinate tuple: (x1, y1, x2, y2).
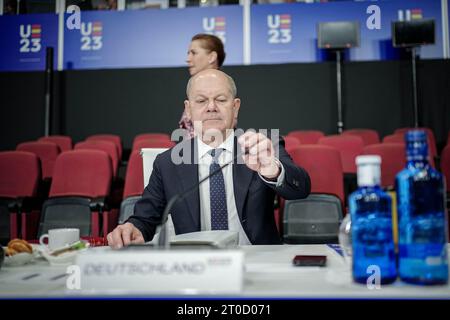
(16, 141, 60, 179)
(287, 130, 324, 144)
(283, 194, 343, 244)
(49, 150, 112, 198)
(382, 133, 404, 144)
(38, 197, 93, 237)
(318, 135, 364, 174)
(342, 129, 380, 146)
(133, 133, 171, 145)
(0, 151, 40, 198)
(441, 145, 450, 193)
(362, 143, 406, 189)
(383, 133, 436, 167)
(132, 138, 175, 151)
(38, 135, 72, 152)
(394, 127, 437, 159)
(86, 134, 122, 161)
(283, 136, 301, 154)
(289, 145, 344, 204)
(123, 150, 144, 198)
(75, 140, 119, 178)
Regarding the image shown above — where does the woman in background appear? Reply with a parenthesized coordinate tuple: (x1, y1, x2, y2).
(179, 33, 226, 138)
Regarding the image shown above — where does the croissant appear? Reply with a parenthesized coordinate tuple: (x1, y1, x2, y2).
(7, 239, 33, 255)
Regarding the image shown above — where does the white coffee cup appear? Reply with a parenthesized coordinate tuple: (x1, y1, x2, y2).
(39, 228, 80, 251)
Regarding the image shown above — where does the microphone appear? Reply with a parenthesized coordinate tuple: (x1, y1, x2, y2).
(156, 147, 248, 249)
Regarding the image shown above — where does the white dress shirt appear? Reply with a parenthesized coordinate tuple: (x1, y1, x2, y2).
(196, 131, 285, 245)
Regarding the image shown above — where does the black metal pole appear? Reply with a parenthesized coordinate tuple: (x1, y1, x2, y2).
(411, 47, 419, 128)
(44, 47, 54, 136)
(336, 50, 344, 133)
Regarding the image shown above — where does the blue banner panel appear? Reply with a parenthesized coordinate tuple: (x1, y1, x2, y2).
(251, 0, 443, 64)
(0, 14, 58, 71)
(63, 6, 243, 70)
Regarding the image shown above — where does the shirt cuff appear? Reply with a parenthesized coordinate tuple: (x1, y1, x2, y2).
(258, 158, 285, 187)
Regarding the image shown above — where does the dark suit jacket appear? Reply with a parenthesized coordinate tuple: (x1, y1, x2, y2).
(128, 135, 310, 244)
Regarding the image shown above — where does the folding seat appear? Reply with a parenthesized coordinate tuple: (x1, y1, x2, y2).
(382, 133, 404, 144)
(38, 135, 73, 152)
(132, 138, 176, 151)
(37, 150, 115, 238)
(133, 133, 171, 143)
(394, 127, 437, 160)
(342, 129, 380, 146)
(119, 150, 144, 224)
(290, 145, 345, 205)
(16, 141, 60, 180)
(75, 140, 119, 178)
(318, 134, 364, 207)
(362, 143, 406, 189)
(282, 145, 344, 244)
(283, 136, 301, 154)
(86, 134, 122, 161)
(318, 135, 364, 174)
(383, 133, 435, 167)
(286, 130, 324, 145)
(0, 151, 40, 244)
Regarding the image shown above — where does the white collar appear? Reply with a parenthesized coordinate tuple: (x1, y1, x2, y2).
(197, 130, 235, 159)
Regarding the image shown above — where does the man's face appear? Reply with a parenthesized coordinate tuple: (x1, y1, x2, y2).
(185, 72, 240, 140)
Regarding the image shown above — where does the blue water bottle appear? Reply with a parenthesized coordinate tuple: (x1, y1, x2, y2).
(396, 130, 448, 285)
(349, 155, 397, 284)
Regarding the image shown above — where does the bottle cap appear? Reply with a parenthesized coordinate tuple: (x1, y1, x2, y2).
(405, 130, 428, 161)
(355, 155, 381, 187)
(405, 130, 427, 143)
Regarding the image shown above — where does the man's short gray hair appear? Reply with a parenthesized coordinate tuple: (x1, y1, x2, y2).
(186, 72, 237, 99)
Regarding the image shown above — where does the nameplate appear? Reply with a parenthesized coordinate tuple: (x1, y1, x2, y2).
(75, 249, 244, 294)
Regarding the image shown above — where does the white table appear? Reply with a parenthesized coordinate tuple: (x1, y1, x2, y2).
(0, 244, 449, 299)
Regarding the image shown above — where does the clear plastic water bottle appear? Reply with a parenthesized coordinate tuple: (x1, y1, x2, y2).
(349, 155, 397, 284)
(396, 130, 448, 285)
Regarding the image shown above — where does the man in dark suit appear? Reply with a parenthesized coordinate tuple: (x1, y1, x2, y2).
(108, 69, 310, 248)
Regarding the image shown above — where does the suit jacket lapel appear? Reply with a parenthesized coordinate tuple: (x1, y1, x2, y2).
(175, 138, 200, 230)
(233, 136, 254, 222)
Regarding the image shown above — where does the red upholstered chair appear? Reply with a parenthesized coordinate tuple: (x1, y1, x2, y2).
(286, 130, 325, 145)
(290, 145, 345, 204)
(0, 151, 40, 244)
(282, 136, 301, 154)
(362, 143, 406, 189)
(394, 127, 437, 160)
(38, 135, 73, 152)
(132, 138, 176, 151)
(119, 150, 144, 224)
(383, 133, 436, 167)
(382, 133, 404, 144)
(133, 133, 171, 147)
(16, 141, 60, 180)
(342, 129, 380, 146)
(75, 140, 119, 178)
(37, 150, 115, 238)
(318, 135, 364, 174)
(282, 145, 344, 244)
(86, 134, 122, 161)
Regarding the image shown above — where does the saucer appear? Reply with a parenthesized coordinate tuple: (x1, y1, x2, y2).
(36, 241, 89, 266)
(3, 248, 35, 267)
